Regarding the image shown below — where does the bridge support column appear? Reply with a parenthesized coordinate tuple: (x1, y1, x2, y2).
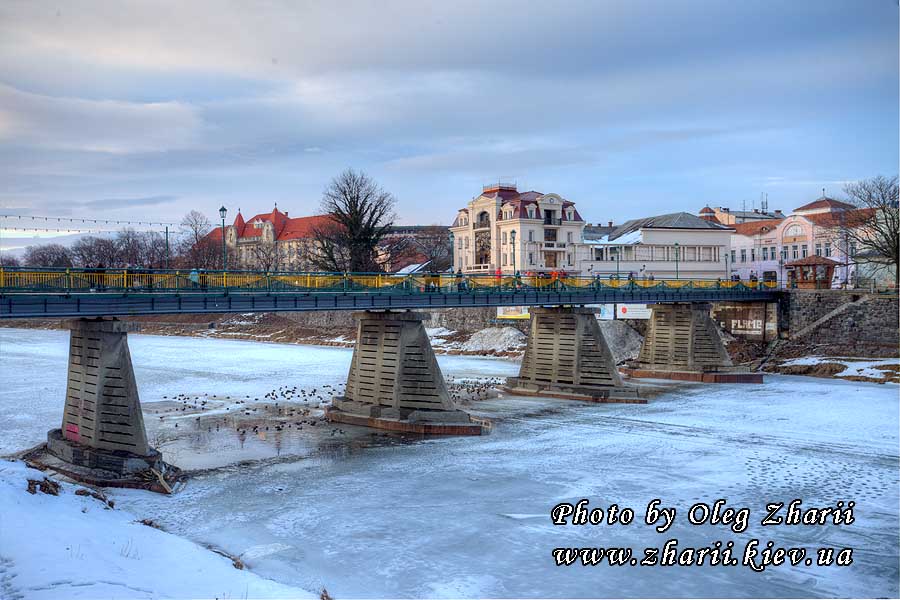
(327, 311, 489, 435)
(30, 318, 179, 491)
(622, 303, 762, 383)
(503, 307, 643, 403)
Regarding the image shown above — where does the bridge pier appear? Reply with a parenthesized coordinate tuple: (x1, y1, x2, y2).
(29, 318, 179, 492)
(503, 307, 643, 403)
(326, 311, 489, 435)
(622, 303, 762, 383)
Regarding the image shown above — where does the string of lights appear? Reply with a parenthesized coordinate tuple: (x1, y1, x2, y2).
(0, 226, 171, 234)
(0, 213, 175, 227)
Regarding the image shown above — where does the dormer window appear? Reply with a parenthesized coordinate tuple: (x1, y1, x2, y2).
(527, 207, 535, 219)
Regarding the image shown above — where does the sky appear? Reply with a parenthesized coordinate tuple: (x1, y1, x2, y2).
(0, 0, 897, 237)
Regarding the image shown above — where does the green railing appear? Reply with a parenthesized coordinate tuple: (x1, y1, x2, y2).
(0, 267, 779, 295)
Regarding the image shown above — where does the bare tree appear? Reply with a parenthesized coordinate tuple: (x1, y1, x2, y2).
(71, 236, 120, 267)
(176, 210, 221, 269)
(22, 244, 73, 267)
(249, 240, 282, 272)
(309, 169, 396, 272)
(0, 253, 21, 267)
(832, 175, 899, 286)
(410, 225, 452, 271)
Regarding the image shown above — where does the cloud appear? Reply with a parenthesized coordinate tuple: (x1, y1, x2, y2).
(80, 195, 178, 208)
(0, 85, 202, 154)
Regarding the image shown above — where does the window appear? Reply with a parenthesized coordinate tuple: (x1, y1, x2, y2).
(751, 248, 755, 262)
(770, 246, 776, 259)
(502, 254, 507, 266)
(801, 244, 808, 258)
(792, 245, 798, 259)
(730, 250, 736, 263)
(762, 247, 769, 261)
(527, 208, 535, 219)
(567, 232, 573, 243)
(825, 242, 831, 257)
(567, 253, 573, 266)
(528, 252, 534, 265)
(528, 230, 534, 242)
(786, 224, 802, 237)
(457, 239, 462, 250)
(740, 249, 746, 263)
(502, 232, 507, 245)
(780, 246, 787, 260)
(509, 251, 515, 264)
(815, 243, 822, 256)
(465, 238, 469, 249)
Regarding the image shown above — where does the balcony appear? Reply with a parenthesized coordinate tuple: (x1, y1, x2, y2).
(543, 218, 562, 226)
(542, 242, 566, 250)
(473, 219, 491, 230)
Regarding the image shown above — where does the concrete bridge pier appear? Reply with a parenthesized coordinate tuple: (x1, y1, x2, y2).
(327, 311, 489, 435)
(503, 307, 643, 403)
(30, 318, 179, 492)
(622, 302, 762, 383)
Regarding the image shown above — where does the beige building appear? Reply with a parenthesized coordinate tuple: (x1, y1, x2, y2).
(574, 212, 733, 280)
(700, 205, 785, 225)
(450, 184, 585, 274)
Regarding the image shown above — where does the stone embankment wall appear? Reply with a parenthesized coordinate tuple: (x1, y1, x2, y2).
(778, 290, 898, 356)
(281, 306, 526, 334)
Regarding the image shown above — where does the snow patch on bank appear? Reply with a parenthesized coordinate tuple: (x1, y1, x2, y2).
(0, 460, 314, 600)
(779, 356, 899, 381)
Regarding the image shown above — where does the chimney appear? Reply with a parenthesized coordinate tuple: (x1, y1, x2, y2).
(608, 220, 613, 227)
(775, 210, 783, 216)
(285, 211, 288, 216)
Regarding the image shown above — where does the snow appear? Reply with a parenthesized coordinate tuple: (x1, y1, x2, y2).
(0, 460, 314, 600)
(779, 356, 899, 380)
(458, 327, 525, 352)
(1, 328, 898, 598)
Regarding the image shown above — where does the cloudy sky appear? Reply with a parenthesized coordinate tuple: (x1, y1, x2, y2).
(0, 0, 897, 232)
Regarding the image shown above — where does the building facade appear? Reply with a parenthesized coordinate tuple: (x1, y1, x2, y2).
(728, 196, 870, 286)
(573, 212, 733, 280)
(206, 207, 332, 271)
(450, 184, 585, 274)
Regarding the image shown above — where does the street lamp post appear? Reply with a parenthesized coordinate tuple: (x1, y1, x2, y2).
(510, 230, 517, 273)
(219, 206, 228, 270)
(674, 242, 680, 279)
(448, 231, 455, 271)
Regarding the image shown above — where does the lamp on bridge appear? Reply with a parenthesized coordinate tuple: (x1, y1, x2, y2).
(219, 206, 228, 270)
(448, 230, 454, 271)
(674, 242, 680, 280)
(510, 229, 517, 273)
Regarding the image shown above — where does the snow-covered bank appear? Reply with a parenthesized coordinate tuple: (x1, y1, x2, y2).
(771, 356, 900, 383)
(0, 460, 315, 600)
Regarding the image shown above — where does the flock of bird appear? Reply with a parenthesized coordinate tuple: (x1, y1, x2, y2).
(152, 376, 501, 442)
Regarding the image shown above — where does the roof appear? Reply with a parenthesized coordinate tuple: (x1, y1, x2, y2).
(794, 196, 855, 213)
(785, 255, 840, 267)
(699, 206, 714, 215)
(583, 224, 617, 241)
(804, 208, 874, 228)
(731, 218, 784, 237)
(608, 212, 732, 241)
(204, 208, 334, 243)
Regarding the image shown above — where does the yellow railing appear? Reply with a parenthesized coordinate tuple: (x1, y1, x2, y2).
(0, 267, 780, 295)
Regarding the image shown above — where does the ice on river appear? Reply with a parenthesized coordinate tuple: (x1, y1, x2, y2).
(0, 328, 898, 598)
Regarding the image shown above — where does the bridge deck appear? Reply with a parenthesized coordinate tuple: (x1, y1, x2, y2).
(0, 268, 779, 318)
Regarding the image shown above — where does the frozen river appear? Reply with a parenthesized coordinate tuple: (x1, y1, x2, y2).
(1, 328, 898, 598)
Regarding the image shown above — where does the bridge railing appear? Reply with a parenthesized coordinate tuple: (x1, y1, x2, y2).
(0, 267, 779, 295)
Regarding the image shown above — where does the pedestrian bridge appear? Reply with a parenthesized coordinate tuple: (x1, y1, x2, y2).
(7, 266, 774, 491)
(0, 267, 778, 318)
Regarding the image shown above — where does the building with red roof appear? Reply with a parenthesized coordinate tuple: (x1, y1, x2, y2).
(205, 206, 335, 270)
(728, 194, 876, 287)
